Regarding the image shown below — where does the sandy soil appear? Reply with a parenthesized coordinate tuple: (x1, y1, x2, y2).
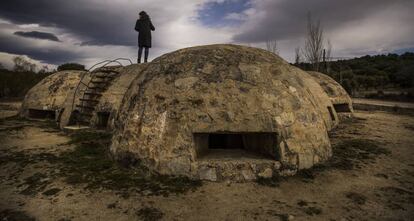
(0, 101, 21, 119)
(0, 105, 413, 221)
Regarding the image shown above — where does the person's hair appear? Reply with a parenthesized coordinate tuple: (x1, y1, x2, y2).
(139, 11, 150, 20)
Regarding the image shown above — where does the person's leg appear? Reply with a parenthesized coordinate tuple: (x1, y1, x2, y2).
(138, 47, 143, 63)
(144, 47, 149, 63)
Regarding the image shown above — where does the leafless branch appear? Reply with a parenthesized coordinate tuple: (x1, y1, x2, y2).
(266, 39, 279, 55)
(303, 13, 324, 71)
(294, 47, 301, 64)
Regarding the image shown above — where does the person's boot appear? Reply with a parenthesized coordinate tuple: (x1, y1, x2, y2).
(137, 58, 141, 64)
(144, 59, 148, 63)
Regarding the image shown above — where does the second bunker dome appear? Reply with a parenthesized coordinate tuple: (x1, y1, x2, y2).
(111, 44, 332, 181)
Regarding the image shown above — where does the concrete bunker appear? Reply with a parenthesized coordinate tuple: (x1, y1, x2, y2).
(20, 70, 85, 120)
(111, 44, 333, 181)
(307, 71, 353, 117)
(291, 69, 339, 131)
(58, 64, 147, 129)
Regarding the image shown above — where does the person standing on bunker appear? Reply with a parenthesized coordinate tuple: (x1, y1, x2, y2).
(135, 11, 155, 63)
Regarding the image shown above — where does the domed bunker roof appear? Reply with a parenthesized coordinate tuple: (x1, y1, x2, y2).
(307, 71, 354, 115)
(292, 70, 339, 130)
(111, 44, 332, 181)
(58, 64, 148, 129)
(20, 70, 85, 120)
(88, 64, 148, 129)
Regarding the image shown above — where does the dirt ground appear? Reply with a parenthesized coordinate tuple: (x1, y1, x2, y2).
(0, 101, 21, 119)
(0, 103, 413, 221)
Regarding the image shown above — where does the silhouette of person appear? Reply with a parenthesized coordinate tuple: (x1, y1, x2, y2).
(135, 11, 155, 63)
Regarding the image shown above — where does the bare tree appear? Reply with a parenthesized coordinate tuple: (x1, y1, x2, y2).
(294, 47, 301, 65)
(266, 39, 279, 55)
(13, 56, 37, 72)
(38, 65, 50, 74)
(324, 39, 333, 73)
(302, 13, 324, 71)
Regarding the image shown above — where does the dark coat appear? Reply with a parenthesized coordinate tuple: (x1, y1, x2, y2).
(135, 18, 155, 48)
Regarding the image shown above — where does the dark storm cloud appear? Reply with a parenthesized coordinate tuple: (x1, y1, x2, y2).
(14, 31, 60, 42)
(0, 0, 138, 46)
(233, 0, 414, 43)
(0, 34, 82, 64)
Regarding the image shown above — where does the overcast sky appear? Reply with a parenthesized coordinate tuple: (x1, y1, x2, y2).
(0, 0, 413, 70)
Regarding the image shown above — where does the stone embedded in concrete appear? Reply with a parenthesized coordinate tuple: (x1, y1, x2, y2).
(174, 77, 199, 89)
(242, 169, 256, 181)
(58, 64, 147, 129)
(308, 71, 354, 117)
(21, 44, 339, 182)
(20, 70, 85, 119)
(110, 44, 333, 181)
(258, 168, 273, 178)
(198, 166, 218, 181)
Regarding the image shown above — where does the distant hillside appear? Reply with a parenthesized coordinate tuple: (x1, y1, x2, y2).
(0, 61, 85, 99)
(297, 52, 414, 100)
(0, 68, 52, 99)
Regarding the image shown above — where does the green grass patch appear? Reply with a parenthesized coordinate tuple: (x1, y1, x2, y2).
(256, 176, 284, 187)
(0, 114, 21, 123)
(303, 206, 322, 216)
(58, 130, 202, 196)
(324, 138, 391, 170)
(1, 127, 201, 197)
(0, 209, 35, 221)
(19, 172, 51, 196)
(42, 188, 61, 196)
(136, 207, 164, 221)
(345, 192, 367, 205)
(257, 138, 390, 187)
(0, 115, 59, 133)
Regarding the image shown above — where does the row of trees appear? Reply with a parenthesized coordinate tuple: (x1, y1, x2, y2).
(0, 56, 85, 98)
(265, 14, 413, 97)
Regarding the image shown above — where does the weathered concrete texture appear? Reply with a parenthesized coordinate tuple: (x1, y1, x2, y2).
(59, 64, 147, 129)
(111, 44, 332, 181)
(58, 74, 91, 128)
(308, 71, 354, 116)
(291, 68, 338, 130)
(89, 64, 147, 129)
(20, 70, 86, 119)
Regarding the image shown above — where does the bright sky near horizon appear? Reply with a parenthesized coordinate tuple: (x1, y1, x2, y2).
(0, 0, 413, 69)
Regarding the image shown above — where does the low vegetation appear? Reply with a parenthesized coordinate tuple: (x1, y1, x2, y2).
(0, 69, 52, 98)
(136, 207, 164, 221)
(323, 138, 390, 170)
(62, 130, 202, 196)
(0, 56, 85, 99)
(57, 63, 85, 71)
(0, 209, 35, 221)
(297, 52, 414, 100)
(257, 137, 391, 187)
(0, 121, 202, 197)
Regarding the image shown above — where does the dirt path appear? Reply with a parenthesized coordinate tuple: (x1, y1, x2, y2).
(0, 109, 413, 221)
(0, 101, 21, 119)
